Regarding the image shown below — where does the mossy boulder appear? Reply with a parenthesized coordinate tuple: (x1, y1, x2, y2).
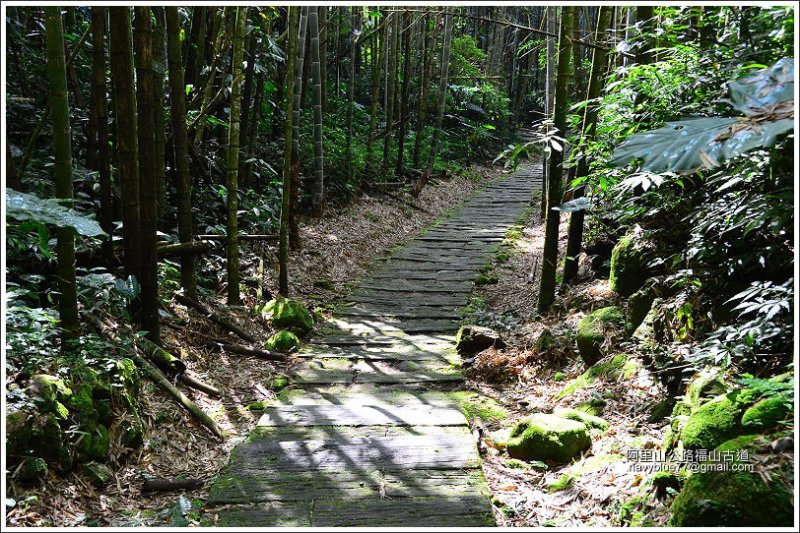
(262, 298, 314, 335)
(78, 424, 111, 462)
(664, 400, 693, 449)
(82, 462, 114, 488)
(609, 231, 652, 297)
(31, 413, 73, 472)
(741, 394, 792, 433)
(685, 367, 728, 411)
(647, 398, 675, 423)
(626, 285, 656, 334)
(30, 374, 72, 420)
(575, 307, 625, 366)
(574, 398, 606, 417)
(269, 375, 290, 391)
(632, 297, 662, 345)
(506, 413, 592, 463)
(650, 471, 682, 499)
(73, 359, 144, 451)
(265, 330, 300, 352)
(555, 408, 610, 431)
(669, 436, 794, 526)
(556, 354, 639, 400)
(6, 408, 34, 456)
(455, 325, 505, 356)
(534, 328, 556, 353)
(680, 393, 745, 450)
(17, 457, 49, 485)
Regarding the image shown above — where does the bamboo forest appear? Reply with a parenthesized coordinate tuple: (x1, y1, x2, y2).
(3, 2, 797, 529)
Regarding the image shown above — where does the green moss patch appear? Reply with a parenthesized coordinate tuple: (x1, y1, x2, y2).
(669, 435, 794, 526)
(555, 408, 610, 431)
(575, 307, 625, 366)
(265, 330, 301, 352)
(506, 413, 592, 463)
(609, 232, 651, 297)
(556, 354, 639, 400)
(447, 391, 508, 422)
(260, 298, 314, 335)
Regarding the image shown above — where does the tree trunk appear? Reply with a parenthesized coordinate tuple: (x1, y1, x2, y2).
(134, 7, 161, 344)
(417, 12, 452, 197)
(309, 6, 325, 216)
(319, 7, 328, 114)
(382, 13, 399, 172)
(365, 14, 386, 177)
(279, 7, 300, 296)
(563, 7, 613, 285)
(109, 8, 142, 307)
(537, 6, 575, 313)
(344, 6, 357, 185)
(44, 6, 80, 345)
(193, 8, 224, 146)
(636, 6, 655, 65)
(153, 7, 168, 230)
(165, 7, 198, 299)
(90, 7, 113, 262)
(412, 13, 438, 169)
(226, 7, 248, 306)
(238, 31, 257, 188)
(542, 7, 557, 219)
(289, 8, 309, 249)
(395, 11, 412, 176)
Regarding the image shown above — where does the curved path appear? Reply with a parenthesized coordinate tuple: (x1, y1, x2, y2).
(206, 167, 541, 526)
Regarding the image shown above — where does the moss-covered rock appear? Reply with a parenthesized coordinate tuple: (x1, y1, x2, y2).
(647, 398, 675, 423)
(78, 424, 110, 462)
(475, 273, 499, 286)
(31, 413, 73, 472)
(626, 285, 655, 334)
(455, 325, 505, 356)
(685, 368, 728, 411)
(574, 398, 606, 417)
(575, 307, 625, 366)
(664, 400, 692, 449)
(632, 297, 662, 345)
(30, 374, 72, 420)
(269, 375, 290, 391)
(556, 354, 639, 400)
(82, 462, 114, 488)
(265, 330, 301, 352)
(534, 328, 556, 353)
(680, 394, 743, 450)
(506, 413, 592, 463)
(262, 298, 314, 335)
(609, 231, 651, 297)
(669, 436, 794, 526)
(555, 408, 610, 431)
(741, 394, 792, 433)
(17, 457, 49, 485)
(649, 471, 682, 499)
(6, 409, 34, 456)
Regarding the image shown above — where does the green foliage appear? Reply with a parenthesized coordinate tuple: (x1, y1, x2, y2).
(449, 35, 487, 79)
(6, 189, 106, 237)
(610, 59, 793, 173)
(5, 285, 60, 374)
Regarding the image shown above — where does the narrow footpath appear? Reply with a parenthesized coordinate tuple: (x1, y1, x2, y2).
(206, 167, 542, 526)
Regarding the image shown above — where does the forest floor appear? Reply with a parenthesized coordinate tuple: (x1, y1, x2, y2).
(5, 164, 506, 527)
(8, 161, 672, 528)
(461, 205, 671, 527)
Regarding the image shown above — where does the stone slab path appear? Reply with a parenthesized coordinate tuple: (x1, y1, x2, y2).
(206, 168, 541, 527)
